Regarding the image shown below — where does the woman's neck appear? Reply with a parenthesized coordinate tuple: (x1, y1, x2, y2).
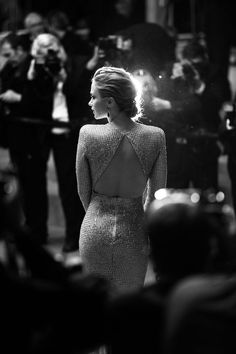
(108, 111, 133, 129)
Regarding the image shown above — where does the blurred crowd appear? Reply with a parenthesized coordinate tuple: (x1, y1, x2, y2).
(0, 3, 235, 250)
(0, 2, 235, 250)
(0, 4, 176, 254)
(1, 171, 236, 354)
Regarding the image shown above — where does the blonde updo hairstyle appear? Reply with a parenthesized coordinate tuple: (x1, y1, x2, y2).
(92, 66, 142, 119)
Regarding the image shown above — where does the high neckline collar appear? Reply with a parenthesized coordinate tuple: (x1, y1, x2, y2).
(108, 119, 139, 133)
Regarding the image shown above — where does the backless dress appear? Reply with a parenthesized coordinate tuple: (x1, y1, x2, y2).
(76, 121, 167, 294)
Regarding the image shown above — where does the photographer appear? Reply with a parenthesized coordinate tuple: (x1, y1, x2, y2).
(0, 33, 98, 252)
(181, 40, 224, 191)
(137, 39, 225, 191)
(136, 58, 205, 189)
(0, 33, 31, 148)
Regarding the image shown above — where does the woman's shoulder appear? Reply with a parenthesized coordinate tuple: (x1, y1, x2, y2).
(80, 123, 107, 136)
(136, 121, 165, 137)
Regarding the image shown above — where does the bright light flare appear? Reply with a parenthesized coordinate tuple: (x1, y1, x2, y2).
(190, 192, 200, 204)
(154, 188, 170, 200)
(132, 69, 158, 97)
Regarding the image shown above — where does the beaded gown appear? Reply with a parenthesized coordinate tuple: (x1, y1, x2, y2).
(76, 121, 167, 293)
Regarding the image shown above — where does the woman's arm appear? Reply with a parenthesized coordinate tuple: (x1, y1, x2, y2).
(76, 126, 92, 210)
(144, 130, 167, 211)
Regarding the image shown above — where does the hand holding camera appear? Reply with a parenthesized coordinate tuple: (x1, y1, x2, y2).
(28, 33, 67, 80)
(86, 45, 102, 71)
(171, 59, 203, 93)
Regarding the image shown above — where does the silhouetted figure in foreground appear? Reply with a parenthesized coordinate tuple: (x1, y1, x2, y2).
(105, 188, 233, 353)
(0, 168, 109, 354)
(165, 274, 236, 354)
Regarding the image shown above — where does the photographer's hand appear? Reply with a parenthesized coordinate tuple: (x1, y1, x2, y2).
(0, 90, 22, 103)
(86, 45, 105, 71)
(152, 96, 171, 111)
(172, 60, 205, 94)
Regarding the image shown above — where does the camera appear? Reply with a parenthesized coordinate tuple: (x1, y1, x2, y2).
(182, 61, 197, 81)
(44, 48, 62, 75)
(171, 60, 199, 88)
(32, 48, 63, 79)
(97, 35, 132, 64)
(98, 36, 119, 52)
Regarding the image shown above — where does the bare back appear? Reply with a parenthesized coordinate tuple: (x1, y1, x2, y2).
(94, 136, 147, 198)
(76, 122, 167, 211)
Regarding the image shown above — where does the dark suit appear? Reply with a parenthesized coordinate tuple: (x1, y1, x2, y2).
(2, 54, 93, 250)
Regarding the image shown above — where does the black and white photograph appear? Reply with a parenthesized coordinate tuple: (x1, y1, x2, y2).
(1, 1, 236, 353)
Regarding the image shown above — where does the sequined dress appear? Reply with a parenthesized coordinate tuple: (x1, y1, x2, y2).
(76, 121, 167, 293)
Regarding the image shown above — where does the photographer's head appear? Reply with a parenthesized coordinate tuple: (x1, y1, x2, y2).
(47, 10, 70, 39)
(0, 33, 29, 68)
(146, 189, 231, 281)
(115, 0, 134, 17)
(89, 66, 141, 120)
(24, 12, 45, 41)
(28, 33, 67, 80)
(181, 40, 209, 81)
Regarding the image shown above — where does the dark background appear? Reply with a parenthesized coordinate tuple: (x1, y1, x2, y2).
(0, 0, 206, 34)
